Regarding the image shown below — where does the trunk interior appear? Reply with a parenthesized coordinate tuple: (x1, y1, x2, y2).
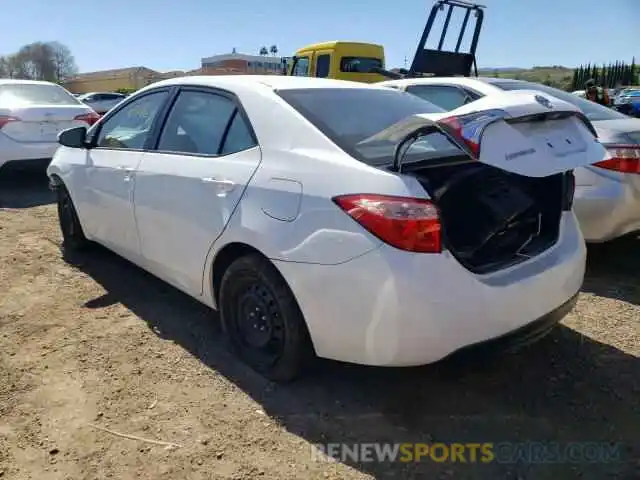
(402, 158, 568, 274)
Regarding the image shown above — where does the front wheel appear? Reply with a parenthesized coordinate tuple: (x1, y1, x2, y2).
(219, 254, 314, 382)
(56, 183, 89, 254)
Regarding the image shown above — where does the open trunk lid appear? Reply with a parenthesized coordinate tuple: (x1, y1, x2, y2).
(362, 91, 607, 177)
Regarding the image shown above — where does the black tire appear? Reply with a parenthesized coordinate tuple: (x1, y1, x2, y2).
(219, 253, 314, 382)
(56, 183, 89, 254)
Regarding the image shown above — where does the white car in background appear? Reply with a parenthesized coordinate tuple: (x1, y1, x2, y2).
(381, 77, 640, 243)
(48, 76, 605, 381)
(0, 80, 100, 172)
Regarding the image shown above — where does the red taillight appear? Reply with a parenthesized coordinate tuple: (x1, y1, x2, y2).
(439, 116, 480, 157)
(332, 194, 442, 253)
(438, 109, 508, 159)
(74, 111, 101, 126)
(0, 115, 21, 129)
(594, 145, 640, 174)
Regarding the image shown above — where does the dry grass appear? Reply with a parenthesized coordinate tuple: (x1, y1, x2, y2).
(0, 170, 638, 479)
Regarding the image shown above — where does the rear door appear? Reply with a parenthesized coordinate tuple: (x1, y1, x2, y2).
(133, 87, 261, 296)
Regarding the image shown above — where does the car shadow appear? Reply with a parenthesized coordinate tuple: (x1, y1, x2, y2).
(584, 235, 640, 305)
(0, 168, 55, 209)
(70, 246, 638, 479)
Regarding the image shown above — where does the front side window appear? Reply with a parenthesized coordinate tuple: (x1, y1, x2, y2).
(406, 85, 471, 111)
(157, 90, 255, 156)
(292, 57, 310, 77)
(278, 87, 446, 166)
(339, 57, 383, 73)
(96, 90, 169, 150)
(0, 83, 81, 106)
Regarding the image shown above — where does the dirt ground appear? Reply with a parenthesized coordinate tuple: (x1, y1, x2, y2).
(0, 170, 638, 480)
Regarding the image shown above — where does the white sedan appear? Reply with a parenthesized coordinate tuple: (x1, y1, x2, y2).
(47, 76, 605, 381)
(0, 80, 100, 171)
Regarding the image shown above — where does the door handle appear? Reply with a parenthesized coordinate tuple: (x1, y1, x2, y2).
(117, 165, 134, 182)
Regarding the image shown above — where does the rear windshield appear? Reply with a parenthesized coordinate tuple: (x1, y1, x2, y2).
(0, 83, 81, 106)
(277, 87, 447, 166)
(489, 80, 627, 122)
(339, 57, 383, 73)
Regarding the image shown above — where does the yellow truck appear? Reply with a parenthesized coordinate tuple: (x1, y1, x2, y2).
(285, 41, 387, 84)
(283, 0, 485, 83)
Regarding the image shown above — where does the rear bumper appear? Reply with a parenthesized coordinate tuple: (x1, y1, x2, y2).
(0, 135, 59, 169)
(574, 166, 640, 242)
(446, 292, 578, 360)
(273, 213, 585, 367)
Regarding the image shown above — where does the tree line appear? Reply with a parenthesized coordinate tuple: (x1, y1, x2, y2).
(0, 41, 78, 83)
(571, 59, 638, 90)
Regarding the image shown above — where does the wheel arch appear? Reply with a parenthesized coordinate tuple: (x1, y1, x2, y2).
(209, 242, 271, 309)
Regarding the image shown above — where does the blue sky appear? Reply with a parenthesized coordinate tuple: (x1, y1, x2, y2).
(4, 0, 638, 73)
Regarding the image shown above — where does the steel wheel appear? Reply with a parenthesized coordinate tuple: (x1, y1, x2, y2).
(219, 254, 314, 382)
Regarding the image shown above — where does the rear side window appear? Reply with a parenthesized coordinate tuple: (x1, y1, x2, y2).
(157, 90, 256, 156)
(316, 54, 331, 78)
(340, 57, 383, 73)
(220, 111, 256, 155)
(278, 87, 446, 166)
(0, 83, 80, 106)
(406, 85, 472, 110)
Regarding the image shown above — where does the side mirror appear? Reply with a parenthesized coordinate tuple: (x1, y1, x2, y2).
(58, 126, 88, 148)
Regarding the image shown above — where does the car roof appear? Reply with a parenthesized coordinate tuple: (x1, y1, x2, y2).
(379, 76, 510, 89)
(146, 75, 389, 92)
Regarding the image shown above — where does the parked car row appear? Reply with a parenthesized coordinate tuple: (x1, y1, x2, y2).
(1, 74, 638, 382)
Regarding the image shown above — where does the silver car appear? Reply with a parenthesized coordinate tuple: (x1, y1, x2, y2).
(76, 92, 127, 115)
(380, 77, 640, 243)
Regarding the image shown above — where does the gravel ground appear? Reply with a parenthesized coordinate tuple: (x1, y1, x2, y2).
(0, 170, 638, 479)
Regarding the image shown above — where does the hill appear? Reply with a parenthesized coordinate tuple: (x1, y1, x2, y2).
(477, 66, 575, 90)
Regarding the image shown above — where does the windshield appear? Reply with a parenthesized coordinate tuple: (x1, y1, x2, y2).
(277, 87, 446, 166)
(489, 80, 627, 121)
(0, 83, 81, 106)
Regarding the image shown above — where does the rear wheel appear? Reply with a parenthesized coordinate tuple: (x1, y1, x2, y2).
(56, 183, 89, 254)
(219, 254, 314, 382)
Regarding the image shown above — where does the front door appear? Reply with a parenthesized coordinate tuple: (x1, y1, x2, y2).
(133, 88, 261, 296)
(82, 89, 171, 259)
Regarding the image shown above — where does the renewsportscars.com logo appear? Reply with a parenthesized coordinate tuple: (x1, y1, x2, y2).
(311, 442, 623, 464)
